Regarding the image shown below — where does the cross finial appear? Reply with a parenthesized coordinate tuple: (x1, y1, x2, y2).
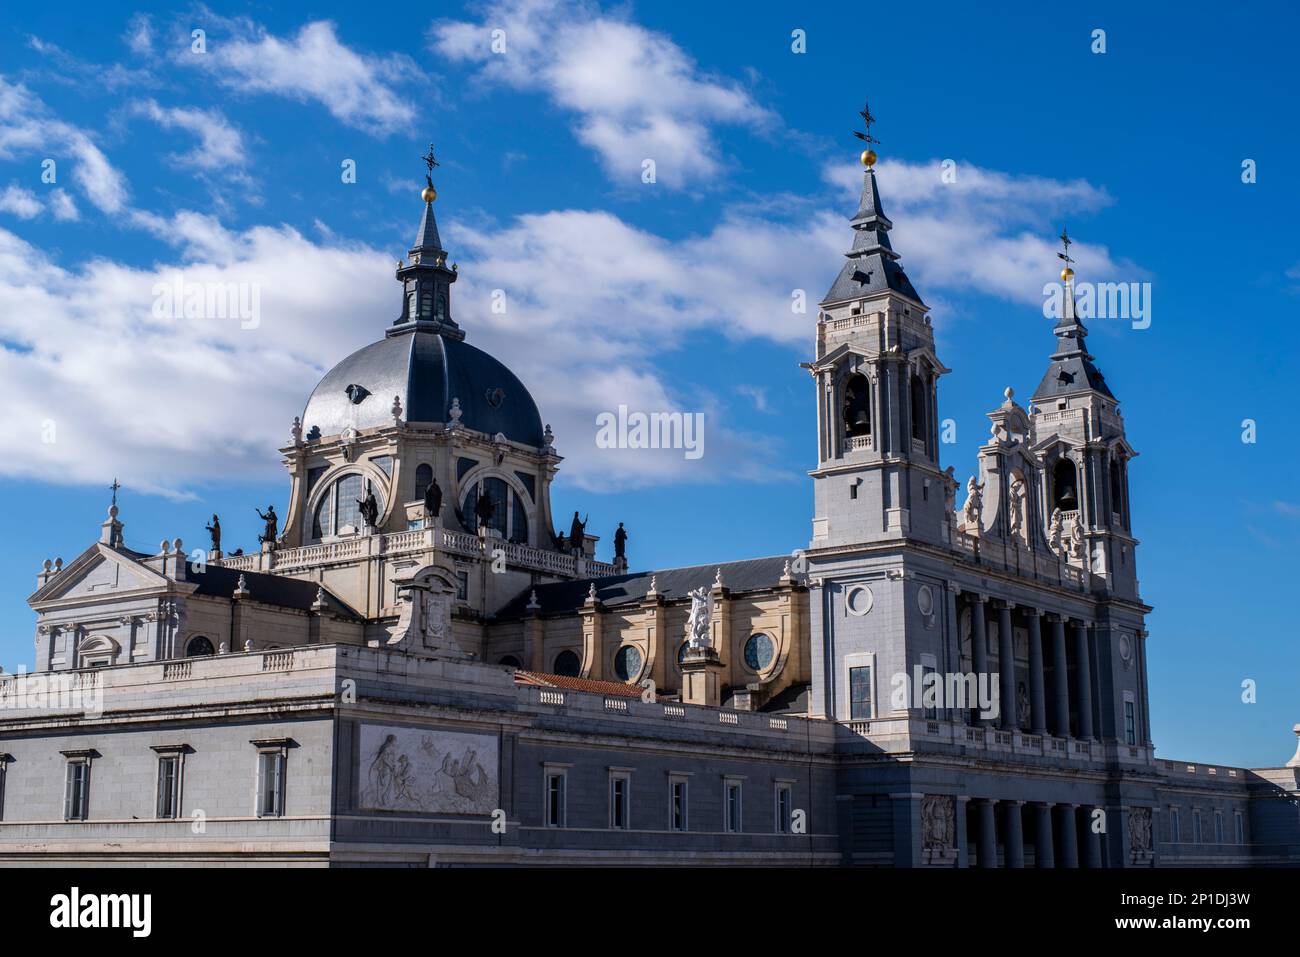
(1057, 227, 1075, 267)
(109, 478, 121, 506)
(853, 99, 880, 147)
(420, 142, 439, 186)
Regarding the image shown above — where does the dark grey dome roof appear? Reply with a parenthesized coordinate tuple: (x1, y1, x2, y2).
(302, 329, 545, 445)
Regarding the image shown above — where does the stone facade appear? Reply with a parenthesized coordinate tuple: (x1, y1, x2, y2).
(0, 157, 1297, 867)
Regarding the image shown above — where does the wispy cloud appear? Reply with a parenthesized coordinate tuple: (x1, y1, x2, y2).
(127, 99, 250, 171)
(183, 19, 424, 137)
(430, 0, 771, 188)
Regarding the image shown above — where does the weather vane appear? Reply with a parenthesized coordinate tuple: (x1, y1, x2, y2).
(853, 99, 880, 169)
(420, 143, 439, 187)
(110, 477, 121, 507)
(853, 99, 880, 147)
(1057, 227, 1076, 282)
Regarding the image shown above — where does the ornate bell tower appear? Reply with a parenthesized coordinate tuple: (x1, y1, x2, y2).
(1029, 231, 1140, 600)
(806, 106, 952, 551)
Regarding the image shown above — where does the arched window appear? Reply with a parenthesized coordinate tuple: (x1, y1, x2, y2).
(436, 293, 447, 321)
(499, 655, 522, 669)
(415, 463, 433, 501)
(407, 289, 417, 320)
(310, 473, 387, 542)
(462, 476, 529, 544)
(843, 373, 871, 438)
(1110, 458, 1125, 526)
(1052, 458, 1079, 512)
(910, 373, 927, 442)
(419, 290, 433, 318)
(553, 650, 580, 677)
(186, 636, 215, 657)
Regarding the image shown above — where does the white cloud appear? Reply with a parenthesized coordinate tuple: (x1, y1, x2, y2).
(430, 0, 771, 188)
(0, 76, 129, 214)
(124, 14, 155, 56)
(822, 159, 1135, 308)
(0, 184, 41, 219)
(187, 20, 424, 137)
(128, 99, 249, 171)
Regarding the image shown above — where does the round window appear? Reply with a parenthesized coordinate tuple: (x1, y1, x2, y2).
(614, 645, 643, 681)
(553, 650, 580, 677)
(743, 633, 775, 671)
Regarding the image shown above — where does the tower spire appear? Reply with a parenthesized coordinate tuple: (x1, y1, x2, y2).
(392, 141, 462, 339)
(823, 99, 924, 307)
(1031, 228, 1113, 401)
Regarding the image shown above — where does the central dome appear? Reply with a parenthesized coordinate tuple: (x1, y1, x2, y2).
(302, 329, 545, 446)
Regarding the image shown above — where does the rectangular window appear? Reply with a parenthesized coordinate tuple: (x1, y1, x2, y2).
(1124, 700, 1137, 745)
(545, 772, 566, 828)
(775, 783, 793, 834)
(257, 751, 285, 818)
(849, 665, 873, 720)
(669, 777, 689, 832)
(921, 660, 939, 721)
(156, 754, 181, 819)
(1235, 811, 1245, 845)
(609, 773, 629, 830)
(1192, 810, 1203, 843)
(725, 780, 743, 833)
(1169, 806, 1180, 843)
(64, 761, 91, 821)
(1214, 811, 1224, 844)
(455, 570, 469, 602)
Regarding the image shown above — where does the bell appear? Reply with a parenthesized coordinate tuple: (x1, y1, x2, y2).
(1058, 484, 1078, 510)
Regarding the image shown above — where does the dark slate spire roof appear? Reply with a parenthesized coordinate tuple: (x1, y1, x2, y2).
(1030, 283, 1116, 402)
(822, 168, 925, 307)
(411, 200, 443, 256)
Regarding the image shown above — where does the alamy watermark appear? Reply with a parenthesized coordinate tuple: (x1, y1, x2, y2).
(1043, 281, 1151, 330)
(0, 667, 103, 717)
(595, 404, 704, 460)
(151, 270, 261, 329)
(890, 667, 1000, 720)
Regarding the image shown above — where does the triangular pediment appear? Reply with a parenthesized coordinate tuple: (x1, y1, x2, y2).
(28, 544, 172, 608)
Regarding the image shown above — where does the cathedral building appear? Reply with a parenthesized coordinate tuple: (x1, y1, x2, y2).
(0, 133, 1296, 867)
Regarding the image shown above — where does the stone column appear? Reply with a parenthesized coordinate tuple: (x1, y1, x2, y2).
(1027, 610, 1047, 734)
(1034, 802, 1055, 868)
(1048, 614, 1070, 736)
(680, 647, 724, 707)
(976, 799, 998, 869)
(1003, 801, 1025, 868)
(1082, 806, 1104, 867)
(997, 602, 1017, 731)
(1056, 804, 1079, 868)
(956, 796, 971, 868)
(1073, 621, 1095, 739)
(970, 597, 990, 726)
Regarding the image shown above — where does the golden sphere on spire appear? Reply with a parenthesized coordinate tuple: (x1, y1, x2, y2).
(1060, 266, 1075, 282)
(860, 148, 877, 168)
(421, 184, 437, 203)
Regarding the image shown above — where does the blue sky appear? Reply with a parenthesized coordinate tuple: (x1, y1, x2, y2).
(0, 1, 1296, 767)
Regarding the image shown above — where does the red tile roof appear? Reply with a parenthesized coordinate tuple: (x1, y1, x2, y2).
(514, 670, 646, 698)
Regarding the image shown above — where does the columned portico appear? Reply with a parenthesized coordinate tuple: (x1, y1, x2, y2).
(1026, 609, 1047, 734)
(1082, 805, 1104, 867)
(1033, 802, 1055, 868)
(1003, 800, 1025, 867)
(1048, 614, 1070, 736)
(1073, 620, 1095, 739)
(996, 601, 1016, 731)
(1056, 804, 1079, 868)
(976, 798, 998, 868)
(970, 597, 991, 726)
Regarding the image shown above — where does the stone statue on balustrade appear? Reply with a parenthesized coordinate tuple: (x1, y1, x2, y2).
(684, 586, 715, 652)
(256, 505, 278, 545)
(423, 477, 442, 523)
(357, 491, 380, 529)
(961, 477, 984, 530)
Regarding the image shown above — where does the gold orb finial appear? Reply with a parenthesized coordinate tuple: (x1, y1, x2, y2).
(421, 184, 437, 203)
(860, 148, 877, 168)
(1060, 266, 1074, 282)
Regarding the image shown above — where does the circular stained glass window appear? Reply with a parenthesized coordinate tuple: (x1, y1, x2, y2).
(614, 645, 643, 681)
(744, 633, 775, 671)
